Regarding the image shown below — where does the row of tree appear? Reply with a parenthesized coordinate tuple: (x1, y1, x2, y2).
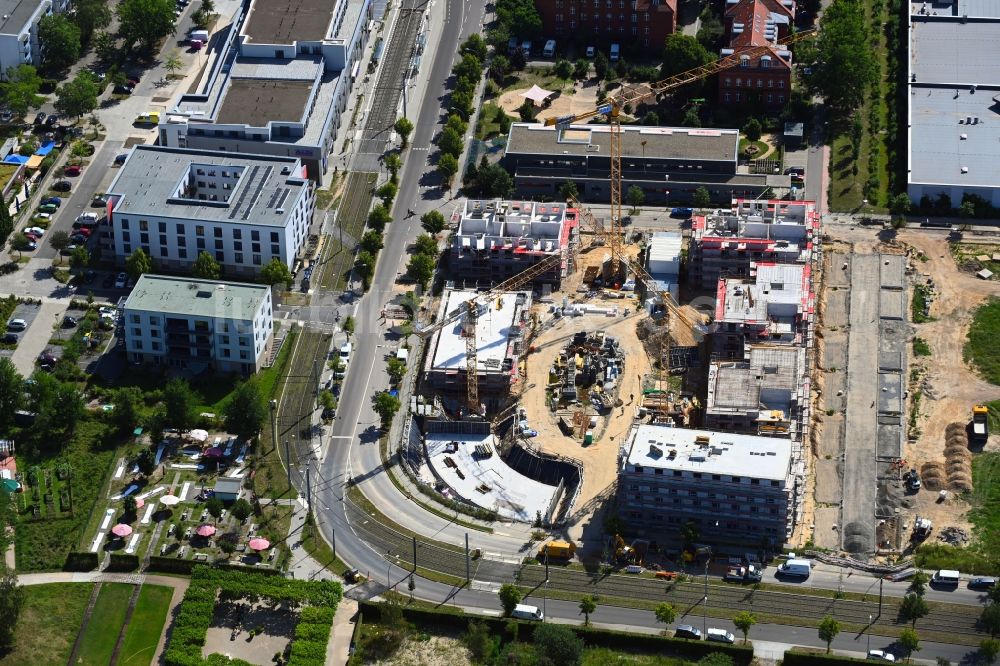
(122, 248, 293, 289)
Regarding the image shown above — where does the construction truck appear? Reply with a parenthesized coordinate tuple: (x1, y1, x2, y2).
(724, 564, 764, 583)
(973, 404, 990, 445)
(538, 540, 577, 560)
(912, 516, 933, 541)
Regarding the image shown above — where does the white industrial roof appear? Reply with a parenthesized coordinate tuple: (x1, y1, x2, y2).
(622, 424, 793, 481)
(909, 20, 1000, 86)
(425, 432, 558, 521)
(430, 290, 520, 372)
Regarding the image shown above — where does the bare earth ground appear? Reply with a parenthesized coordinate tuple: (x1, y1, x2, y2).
(373, 633, 471, 666)
(897, 231, 1000, 532)
(497, 82, 600, 124)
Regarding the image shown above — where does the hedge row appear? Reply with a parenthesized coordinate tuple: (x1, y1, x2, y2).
(107, 553, 140, 572)
(216, 562, 284, 577)
(147, 556, 198, 575)
(356, 601, 754, 665)
(164, 566, 342, 666)
(63, 552, 98, 571)
(782, 650, 872, 666)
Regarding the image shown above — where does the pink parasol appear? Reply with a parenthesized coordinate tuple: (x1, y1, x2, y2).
(248, 537, 270, 551)
(196, 524, 216, 537)
(134, 498, 145, 509)
(111, 523, 133, 537)
(203, 447, 223, 458)
(159, 494, 181, 506)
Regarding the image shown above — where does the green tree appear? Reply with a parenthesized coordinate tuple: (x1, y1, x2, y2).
(384, 152, 402, 183)
(74, 0, 113, 42)
(356, 250, 376, 283)
(559, 180, 578, 201)
(733, 610, 757, 644)
(626, 185, 645, 213)
(437, 153, 459, 184)
(900, 593, 929, 627)
(164, 51, 183, 78)
(28, 373, 83, 442)
(983, 602, 1000, 637)
(654, 602, 676, 633)
(693, 186, 711, 208)
(743, 117, 762, 142)
(461, 33, 488, 62)
(495, 0, 542, 38)
(0, 201, 11, 244)
(342, 315, 355, 337)
(386, 357, 406, 384)
(899, 627, 921, 663)
(192, 251, 222, 279)
(498, 583, 522, 616)
(394, 117, 414, 147)
(682, 106, 701, 127)
(534, 623, 583, 666)
(368, 204, 392, 232)
(69, 245, 89, 276)
(661, 34, 711, 79)
(373, 391, 400, 430)
(579, 594, 597, 626)
(205, 497, 223, 524)
(125, 248, 152, 281)
(123, 494, 138, 519)
(680, 520, 699, 549)
(93, 31, 117, 62)
(517, 99, 536, 122)
(437, 126, 464, 158)
(407, 253, 436, 289)
(594, 51, 610, 80)
(0, 358, 22, 431)
(818, 615, 840, 653)
(908, 571, 930, 597)
(981, 639, 1000, 665)
(54, 71, 99, 119)
(163, 377, 197, 431)
(376, 181, 397, 208)
(574, 59, 589, 80)
(812, 0, 877, 111)
(231, 497, 253, 523)
(489, 54, 510, 82)
(223, 378, 267, 441)
(135, 447, 156, 477)
(360, 230, 384, 254)
(698, 655, 734, 666)
(890, 192, 912, 216)
(111, 386, 143, 435)
(413, 233, 438, 258)
(118, 0, 176, 52)
(453, 54, 483, 81)
(259, 258, 292, 288)
(445, 114, 468, 135)
(421, 210, 447, 234)
(38, 14, 81, 70)
(553, 59, 573, 79)
(1, 65, 43, 115)
(0, 572, 25, 648)
(477, 163, 513, 198)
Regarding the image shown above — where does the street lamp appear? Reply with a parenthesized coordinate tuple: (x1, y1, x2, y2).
(867, 614, 872, 654)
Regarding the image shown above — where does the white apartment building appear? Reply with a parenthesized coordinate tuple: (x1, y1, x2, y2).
(105, 146, 314, 278)
(0, 0, 69, 76)
(122, 275, 274, 375)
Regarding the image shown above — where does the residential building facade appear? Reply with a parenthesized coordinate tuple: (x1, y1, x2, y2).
(0, 0, 69, 77)
(104, 146, 314, 278)
(618, 424, 798, 546)
(122, 275, 275, 376)
(716, 0, 794, 110)
(534, 0, 677, 50)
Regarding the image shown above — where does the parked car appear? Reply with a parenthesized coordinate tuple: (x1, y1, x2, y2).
(970, 576, 998, 590)
(61, 244, 79, 255)
(343, 568, 361, 583)
(92, 194, 109, 206)
(75, 227, 93, 237)
(40, 197, 61, 206)
(71, 234, 88, 244)
(25, 227, 44, 237)
(62, 316, 77, 328)
(113, 84, 134, 95)
(134, 112, 159, 125)
(45, 114, 58, 126)
(6, 319, 26, 332)
(33, 112, 45, 125)
(2, 333, 17, 344)
(671, 207, 694, 218)
(52, 180, 72, 192)
(38, 203, 58, 214)
(674, 625, 702, 640)
(23, 232, 38, 242)
(21, 240, 36, 251)
(586, 45, 595, 57)
(64, 165, 81, 176)
(321, 407, 335, 420)
(115, 272, 128, 289)
(867, 650, 896, 662)
(0, 110, 12, 123)
(38, 352, 58, 366)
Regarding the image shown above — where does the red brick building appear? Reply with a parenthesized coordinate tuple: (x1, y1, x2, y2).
(717, 0, 794, 110)
(534, 0, 677, 51)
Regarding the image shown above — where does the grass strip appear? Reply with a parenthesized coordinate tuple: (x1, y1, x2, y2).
(75, 583, 133, 666)
(117, 584, 174, 666)
(0, 583, 93, 666)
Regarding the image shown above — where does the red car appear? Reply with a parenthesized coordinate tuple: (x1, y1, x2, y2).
(23, 232, 38, 242)
(75, 227, 92, 237)
(64, 165, 82, 176)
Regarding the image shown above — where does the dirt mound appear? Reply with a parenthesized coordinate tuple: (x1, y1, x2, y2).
(948, 472, 974, 492)
(944, 444, 972, 458)
(945, 422, 969, 438)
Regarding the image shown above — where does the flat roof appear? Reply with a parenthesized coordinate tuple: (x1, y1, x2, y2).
(908, 87, 1000, 188)
(425, 432, 558, 522)
(506, 123, 739, 163)
(707, 346, 804, 413)
(216, 79, 313, 127)
(124, 275, 269, 320)
(0, 0, 42, 36)
(623, 424, 793, 481)
(430, 290, 521, 372)
(242, 0, 336, 43)
(110, 145, 308, 227)
(910, 19, 1000, 85)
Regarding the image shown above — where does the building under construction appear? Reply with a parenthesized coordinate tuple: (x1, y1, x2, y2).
(422, 289, 532, 412)
(449, 199, 580, 288)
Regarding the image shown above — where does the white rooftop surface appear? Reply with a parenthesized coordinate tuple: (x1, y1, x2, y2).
(426, 433, 558, 522)
(910, 20, 1000, 85)
(623, 424, 793, 481)
(908, 86, 1000, 188)
(431, 290, 518, 372)
(648, 232, 682, 274)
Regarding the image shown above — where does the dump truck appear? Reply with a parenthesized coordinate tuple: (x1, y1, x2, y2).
(538, 539, 577, 560)
(912, 516, 933, 540)
(973, 404, 989, 445)
(724, 564, 763, 583)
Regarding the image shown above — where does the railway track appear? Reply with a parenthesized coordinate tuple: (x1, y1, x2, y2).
(278, 327, 331, 475)
(317, 171, 377, 291)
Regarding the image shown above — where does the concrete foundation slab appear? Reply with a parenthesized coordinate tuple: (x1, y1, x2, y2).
(813, 507, 841, 550)
(878, 372, 903, 414)
(814, 459, 843, 504)
(879, 254, 906, 291)
(879, 289, 906, 320)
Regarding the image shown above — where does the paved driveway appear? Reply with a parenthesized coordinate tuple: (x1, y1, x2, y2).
(9, 300, 67, 377)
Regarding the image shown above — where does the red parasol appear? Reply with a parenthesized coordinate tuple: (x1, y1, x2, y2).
(111, 523, 133, 537)
(248, 537, 270, 551)
(196, 524, 216, 537)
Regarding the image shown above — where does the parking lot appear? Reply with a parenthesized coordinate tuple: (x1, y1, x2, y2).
(4, 300, 68, 377)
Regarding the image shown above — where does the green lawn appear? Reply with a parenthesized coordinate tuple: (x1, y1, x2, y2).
(118, 585, 174, 666)
(0, 583, 93, 666)
(965, 299, 1000, 385)
(475, 102, 509, 141)
(75, 583, 133, 666)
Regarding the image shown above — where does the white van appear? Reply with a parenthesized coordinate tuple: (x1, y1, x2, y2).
(335, 341, 352, 378)
(778, 558, 811, 578)
(932, 569, 960, 586)
(543, 39, 556, 58)
(610, 43, 620, 62)
(706, 628, 735, 644)
(511, 603, 543, 621)
(521, 40, 532, 57)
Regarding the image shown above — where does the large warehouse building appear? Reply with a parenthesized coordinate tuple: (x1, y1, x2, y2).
(906, 2, 1000, 207)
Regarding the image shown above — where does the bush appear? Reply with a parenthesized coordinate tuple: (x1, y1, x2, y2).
(63, 551, 98, 571)
(146, 555, 198, 575)
(782, 649, 872, 666)
(107, 553, 140, 571)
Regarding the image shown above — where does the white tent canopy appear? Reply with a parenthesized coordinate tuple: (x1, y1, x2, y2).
(520, 84, 555, 106)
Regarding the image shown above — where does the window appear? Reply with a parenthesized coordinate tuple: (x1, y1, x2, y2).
(253, 254, 262, 265)
(140, 233, 149, 244)
(631, 25, 637, 34)
(740, 56, 749, 68)
(768, 79, 773, 87)
(214, 228, 222, 238)
(123, 243, 132, 253)
(158, 222, 166, 232)
(673, 470, 681, 477)
(778, 80, 784, 88)
(240, 350, 248, 360)
(195, 226, 205, 236)
(233, 229, 242, 239)
(120, 218, 129, 229)
(270, 244, 279, 255)
(134, 340, 143, 350)
(215, 251, 224, 261)
(122, 231, 131, 242)
(693, 472, 702, 479)
(159, 245, 168, 257)
(270, 231, 279, 243)
(159, 234, 167, 245)
(131, 315, 140, 324)
(178, 236, 186, 247)
(252, 242, 261, 253)
(178, 248, 188, 258)
(725, 77, 731, 86)
(735, 78, 741, 87)
(139, 220, 148, 231)
(196, 238, 205, 250)
(724, 92, 731, 101)
(222, 348, 230, 358)
(234, 241, 242, 251)
(751, 478, 760, 485)
(215, 239, 223, 250)
(712, 474, 721, 481)
(654, 468, 663, 475)
(732, 476, 742, 483)
(778, 95, 784, 103)
(251, 230, 260, 241)
(761, 58, 770, 69)
(768, 94, 773, 103)
(132, 327, 141, 337)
